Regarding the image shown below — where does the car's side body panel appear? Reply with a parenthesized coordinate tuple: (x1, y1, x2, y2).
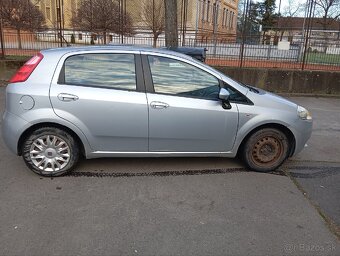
(146, 93, 239, 152)
(49, 50, 149, 152)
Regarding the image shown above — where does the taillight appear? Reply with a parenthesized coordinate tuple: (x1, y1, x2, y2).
(9, 53, 44, 83)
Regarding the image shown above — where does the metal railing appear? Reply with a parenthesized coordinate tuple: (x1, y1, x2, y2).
(1, 29, 340, 72)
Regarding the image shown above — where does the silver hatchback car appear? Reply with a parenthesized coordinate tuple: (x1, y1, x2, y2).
(2, 46, 312, 176)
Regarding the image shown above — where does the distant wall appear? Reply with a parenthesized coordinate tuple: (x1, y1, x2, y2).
(1, 60, 339, 95)
(214, 66, 340, 95)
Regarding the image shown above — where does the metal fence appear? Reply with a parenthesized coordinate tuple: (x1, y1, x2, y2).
(1, 0, 340, 71)
(1, 29, 340, 71)
(1, 28, 340, 72)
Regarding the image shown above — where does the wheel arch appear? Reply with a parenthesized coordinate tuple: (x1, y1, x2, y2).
(17, 122, 86, 157)
(236, 123, 296, 157)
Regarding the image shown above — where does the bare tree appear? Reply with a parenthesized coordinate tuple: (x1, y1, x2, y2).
(315, 0, 340, 21)
(282, 0, 305, 17)
(141, 0, 164, 47)
(279, 0, 306, 40)
(72, 0, 134, 44)
(0, 0, 45, 49)
(314, 0, 340, 52)
(314, 0, 340, 29)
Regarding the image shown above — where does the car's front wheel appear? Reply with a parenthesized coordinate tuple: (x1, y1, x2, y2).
(22, 127, 79, 176)
(242, 128, 289, 172)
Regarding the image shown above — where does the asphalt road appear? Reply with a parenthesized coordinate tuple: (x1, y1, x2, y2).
(287, 96, 340, 228)
(0, 87, 339, 256)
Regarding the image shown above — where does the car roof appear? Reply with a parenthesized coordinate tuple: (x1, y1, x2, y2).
(41, 45, 194, 60)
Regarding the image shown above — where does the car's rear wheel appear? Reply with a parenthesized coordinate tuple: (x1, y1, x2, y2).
(22, 127, 79, 176)
(242, 128, 289, 172)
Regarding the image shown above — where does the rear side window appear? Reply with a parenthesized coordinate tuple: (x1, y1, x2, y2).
(62, 53, 136, 90)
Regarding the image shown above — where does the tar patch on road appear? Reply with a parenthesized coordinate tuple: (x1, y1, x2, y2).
(64, 168, 286, 178)
(289, 166, 340, 179)
(63, 166, 340, 179)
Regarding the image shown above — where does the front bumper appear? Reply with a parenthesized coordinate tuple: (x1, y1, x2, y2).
(2, 111, 30, 155)
(291, 119, 313, 156)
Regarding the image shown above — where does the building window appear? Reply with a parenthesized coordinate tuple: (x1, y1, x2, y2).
(225, 9, 228, 27)
(71, 0, 76, 9)
(78, 33, 82, 40)
(222, 8, 225, 27)
(45, 7, 51, 20)
(211, 2, 217, 24)
(231, 12, 234, 28)
(207, 1, 210, 23)
(201, 0, 206, 21)
(229, 11, 232, 28)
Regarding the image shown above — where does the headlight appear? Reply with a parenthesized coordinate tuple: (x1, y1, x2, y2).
(297, 106, 312, 120)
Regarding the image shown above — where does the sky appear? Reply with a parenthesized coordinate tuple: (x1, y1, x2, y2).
(276, 0, 306, 15)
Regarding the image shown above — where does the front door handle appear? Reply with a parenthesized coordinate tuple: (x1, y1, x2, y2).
(150, 101, 169, 109)
(58, 93, 79, 102)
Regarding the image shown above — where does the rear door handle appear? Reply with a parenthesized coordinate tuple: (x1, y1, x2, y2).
(150, 101, 169, 109)
(58, 93, 79, 102)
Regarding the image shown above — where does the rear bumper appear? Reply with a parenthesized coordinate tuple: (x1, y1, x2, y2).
(2, 111, 30, 155)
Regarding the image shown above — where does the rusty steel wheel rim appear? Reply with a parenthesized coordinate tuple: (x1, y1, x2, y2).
(251, 136, 284, 167)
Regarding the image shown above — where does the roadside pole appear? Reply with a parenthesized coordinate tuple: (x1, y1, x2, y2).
(240, 0, 250, 68)
(212, 2, 219, 57)
(302, 0, 315, 70)
(0, 18, 5, 59)
(194, 0, 200, 47)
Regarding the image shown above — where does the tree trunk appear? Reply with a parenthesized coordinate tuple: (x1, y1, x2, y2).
(103, 31, 107, 44)
(280, 31, 284, 41)
(17, 29, 22, 50)
(0, 19, 5, 59)
(153, 34, 159, 47)
(164, 0, 178, 47)
(262, 31, 266, 45)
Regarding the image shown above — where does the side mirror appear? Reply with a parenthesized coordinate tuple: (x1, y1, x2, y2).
(219, 88, 230, 100)
(219, 88, 232, 110)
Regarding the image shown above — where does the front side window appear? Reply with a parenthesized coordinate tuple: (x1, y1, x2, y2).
(148, 56, 220, 100)
(63, 53, 136, 90)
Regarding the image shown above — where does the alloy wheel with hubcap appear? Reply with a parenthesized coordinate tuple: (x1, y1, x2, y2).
(29, 135, 70, 172)
(23, 127, 79, 176)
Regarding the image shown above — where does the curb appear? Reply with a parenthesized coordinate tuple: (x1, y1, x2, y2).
(278, 93, 340, 98)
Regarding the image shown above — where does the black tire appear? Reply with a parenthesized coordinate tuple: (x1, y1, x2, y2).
(242, 128, 289, 172)
(22, 127, 79, 176)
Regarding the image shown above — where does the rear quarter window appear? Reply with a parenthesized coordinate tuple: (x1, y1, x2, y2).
(61, 53, 136, 90)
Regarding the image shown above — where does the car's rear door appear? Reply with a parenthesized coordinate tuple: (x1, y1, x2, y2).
(142, 54, 239, 153)
(49, 51, 148, 152)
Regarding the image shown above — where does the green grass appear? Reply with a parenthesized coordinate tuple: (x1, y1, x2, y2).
(306, 52, 340, 65)
(1, 55, 30, 61)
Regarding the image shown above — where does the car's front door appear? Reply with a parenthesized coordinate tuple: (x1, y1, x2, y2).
(144, 55, 239, 153)
(50, 52, 148, 152)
